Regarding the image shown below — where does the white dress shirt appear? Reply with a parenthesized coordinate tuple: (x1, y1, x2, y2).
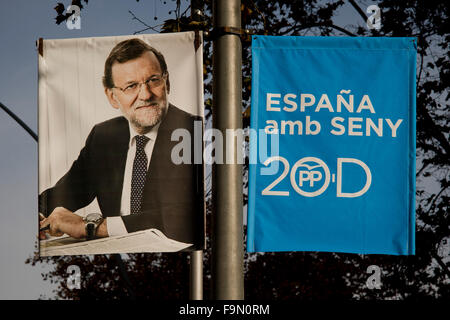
(106, 122, 160, 236)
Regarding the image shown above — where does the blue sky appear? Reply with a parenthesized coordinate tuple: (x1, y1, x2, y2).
(0, 0, 372, 299)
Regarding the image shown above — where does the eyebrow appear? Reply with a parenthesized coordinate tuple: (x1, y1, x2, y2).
(122, 75, 160, 86)
(123, 80, 139, 86)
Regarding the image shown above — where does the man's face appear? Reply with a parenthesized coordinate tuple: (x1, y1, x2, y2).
(105, 51, 169, 134)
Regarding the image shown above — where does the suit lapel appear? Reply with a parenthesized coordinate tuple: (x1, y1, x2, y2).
(139, 105, 176, 229)
(105, 118, 130, 216)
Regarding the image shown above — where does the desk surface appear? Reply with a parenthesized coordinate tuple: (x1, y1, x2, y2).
(39, 229, 193, 256)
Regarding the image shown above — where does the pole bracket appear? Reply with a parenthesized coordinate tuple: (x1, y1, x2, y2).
(205, 26, 254, 41)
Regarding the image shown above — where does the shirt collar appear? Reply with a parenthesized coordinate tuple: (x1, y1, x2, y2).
(128, 121, 161, 148)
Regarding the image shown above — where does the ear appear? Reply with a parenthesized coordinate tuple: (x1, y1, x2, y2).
(165, 73, 170, 94)
(105, 88, 120, 109)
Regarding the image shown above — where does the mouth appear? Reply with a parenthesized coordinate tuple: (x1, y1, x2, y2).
(136, 103, 159, 110)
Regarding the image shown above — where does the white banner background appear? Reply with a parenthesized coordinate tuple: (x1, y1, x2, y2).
(38, 31, 204, 217)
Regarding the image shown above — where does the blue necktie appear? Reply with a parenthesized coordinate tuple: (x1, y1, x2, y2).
(131, 135, 149, 214)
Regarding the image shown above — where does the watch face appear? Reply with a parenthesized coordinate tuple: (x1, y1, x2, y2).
(85, 213, 103, 223)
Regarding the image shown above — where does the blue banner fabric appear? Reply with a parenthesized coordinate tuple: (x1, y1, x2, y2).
(247, 36, 416, 255)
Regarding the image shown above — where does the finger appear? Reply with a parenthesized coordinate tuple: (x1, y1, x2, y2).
(39, 231, 48, 240)
(40, 225, 50, 233)
(39, 219, 51, 236)
(40, 218, 49, 228)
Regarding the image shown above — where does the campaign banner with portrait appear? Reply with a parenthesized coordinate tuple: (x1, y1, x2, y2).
(247, 36, 416, 255)
(38, 32, 205, 256)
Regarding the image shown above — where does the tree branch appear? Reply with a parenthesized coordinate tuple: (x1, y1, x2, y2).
(329, 24, 357, 36)
(426, 185, 448, 216)
(419, 106, 450, 158)
(112, 254, 136, 300)
(417, 50, 425, 85)
(249, 0, 267, 32)
(431, 251, 450, 279)
(0, 101, 38, 142)
(129, 10, 161, 33)
(416, 158, 431, 177)
(349, 0, 368, 23)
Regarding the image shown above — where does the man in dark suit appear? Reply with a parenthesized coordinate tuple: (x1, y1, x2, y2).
(39, 38, 204, 248)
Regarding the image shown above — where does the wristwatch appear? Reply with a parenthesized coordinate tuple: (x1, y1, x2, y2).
(83, 213, 104, 240)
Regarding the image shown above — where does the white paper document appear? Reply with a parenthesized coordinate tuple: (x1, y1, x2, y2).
(40, 229, 192, 256)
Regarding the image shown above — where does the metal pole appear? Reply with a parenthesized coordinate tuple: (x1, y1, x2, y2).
(189, 0, 204, 301)
(212, 0, 244, 299)
(189, 250, 203, 299)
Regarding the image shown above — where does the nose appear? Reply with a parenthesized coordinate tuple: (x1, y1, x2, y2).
(137, 82, 152, 100)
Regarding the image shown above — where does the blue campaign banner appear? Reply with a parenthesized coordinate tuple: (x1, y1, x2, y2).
(247, 36, 416, 255)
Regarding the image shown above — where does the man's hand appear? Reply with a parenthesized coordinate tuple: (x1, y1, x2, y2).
(39, 213, 49, 240)
(40, 207, 86, 239)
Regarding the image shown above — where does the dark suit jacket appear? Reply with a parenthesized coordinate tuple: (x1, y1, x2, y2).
(39, 104, 204, 248)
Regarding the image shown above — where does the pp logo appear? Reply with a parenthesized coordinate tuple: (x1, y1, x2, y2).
(291, 157, 330, 197)
(261, 156, 372, 198)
